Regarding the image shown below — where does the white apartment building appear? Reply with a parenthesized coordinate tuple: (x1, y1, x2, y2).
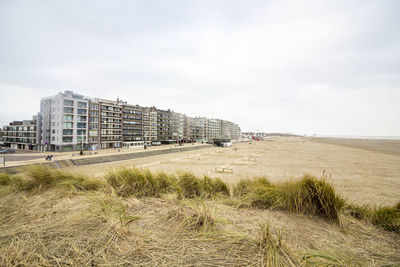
(207, 119, 221, 139)
(173, 112, 184, 140)
(38, 91, 89, 151)
(220, 120, 240, 140)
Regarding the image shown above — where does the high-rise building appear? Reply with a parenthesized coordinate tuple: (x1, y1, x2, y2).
(142, 107, 158, 144)
(208, 119, 221, 139)
(38, 91, 89, 151)
(191, 117, 208, 142)
(220, 120, 240, 140)
(157, 109, 175, 142)
(173, 112, 184, 141)
(97, 99, 123, 149)
(88, 100, 100, 150)
(122, 104, 144, 148)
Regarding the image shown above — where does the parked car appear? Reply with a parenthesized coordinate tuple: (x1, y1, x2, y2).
(0, 148, 15, 154)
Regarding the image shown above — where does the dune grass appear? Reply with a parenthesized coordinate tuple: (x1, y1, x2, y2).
(371, 202, 400, 233)
(1, 166, 399, 266)
(257, 223, 297, 267)
(1, 166, 398, 232)
(234, 175, 345, 223)
(0, 173, 12, 186)
(345, 202, 400, 233)
(106, 168, 230, 199)
(168, 201, 217, 232)
(0, 165, 104, 193)
(178, 173, 230, 198)
(105, 168, 177, 197)
(302, 249, 367, 266)
(233, 175, 345, 222)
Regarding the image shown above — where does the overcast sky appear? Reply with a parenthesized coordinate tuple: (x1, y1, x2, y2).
(0, 0, 399, 136)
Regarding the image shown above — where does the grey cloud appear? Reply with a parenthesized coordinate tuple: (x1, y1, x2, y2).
(0, 0, 399, 135)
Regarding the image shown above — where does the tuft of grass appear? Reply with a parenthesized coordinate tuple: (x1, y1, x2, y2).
(0, 173, 12, 186)
(1, 165, 104, 193)
(94, 195, 139, 236)
(371, 204, 400, 233)
(344, 201, 400, 234)
(233, 177, 271, 197)
(234, 175, 345, 223)
(105, 168, 171, 197)
(169, 201, 216, 232)
(177, 172, 204, 198)
(25, 165, 55, 191)
(302, 249, 367, 266)
(286, 175, 345, 222)
(202, 175, 230, 197)
(177, 172, 230, 199)
(257, 223, 297, 267)
(343, 204, 372, 220)
(155, 171, 178, 193)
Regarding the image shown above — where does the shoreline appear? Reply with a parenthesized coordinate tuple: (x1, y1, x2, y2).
(308, 135, 400, 140)
(309, 136, 400, 157)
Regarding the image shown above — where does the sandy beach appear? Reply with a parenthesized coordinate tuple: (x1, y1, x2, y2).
(60, 136, 400, 206)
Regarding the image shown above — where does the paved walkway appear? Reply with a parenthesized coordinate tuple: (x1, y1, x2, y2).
(0, 143, 207, 167)
(0, 144, 213, 174)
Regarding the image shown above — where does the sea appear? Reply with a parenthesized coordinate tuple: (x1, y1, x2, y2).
(309, 135, 400, 140)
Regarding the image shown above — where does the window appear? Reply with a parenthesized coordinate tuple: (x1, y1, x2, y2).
(77, 122, 86, 129)
(63, 129, 73, 135)
(77, 102, 87, 108)
(89, 117, 98, 122)
(89, 111, 98, 116)
(64, 107, 73, 113)
(77, 129, 86, 135)
(63, 114, 73, 121)
(89, 137, 98, 142)
(89, 104, 98, 110)
(64, 100, 73, 106)
(63, 122, 73, 128)
(77, 115, 86, 122)
(62, 136, 73, 143)
(77, 109, 86, 114)
(89, 130, 98, 136)
(77, 136, 86, 143)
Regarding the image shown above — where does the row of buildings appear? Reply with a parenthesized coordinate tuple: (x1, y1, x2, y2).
(2, 91, 241, 151)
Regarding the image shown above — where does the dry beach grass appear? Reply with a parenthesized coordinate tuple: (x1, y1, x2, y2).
(0, 163, 399, 266)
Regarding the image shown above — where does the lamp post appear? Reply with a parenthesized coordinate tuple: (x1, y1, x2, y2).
(80, 136, 84, 156)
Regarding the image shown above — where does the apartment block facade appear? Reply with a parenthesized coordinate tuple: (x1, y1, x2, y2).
(37, 91, 89, 151)
(157, 109, 176, 142)
(88, 101, 100, 150)
(2, 90, 241, 151)
(122, 104, 144, 148)
(98, 99, 123, 149)
(2, 117, 37, 150)
(143, 107, 158, 143)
